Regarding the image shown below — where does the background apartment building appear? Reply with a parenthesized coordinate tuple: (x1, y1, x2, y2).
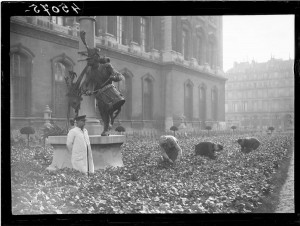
(225, 58, 294, 131)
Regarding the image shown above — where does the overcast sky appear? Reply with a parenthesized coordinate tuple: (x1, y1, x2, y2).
(223, 15, 294, 72)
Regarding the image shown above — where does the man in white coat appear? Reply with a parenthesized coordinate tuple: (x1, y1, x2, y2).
(66, 115, 94, 174)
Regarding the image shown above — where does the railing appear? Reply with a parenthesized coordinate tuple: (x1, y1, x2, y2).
(122, 128, 268, 141)
(95, 35, 161, 62)
(115, 119, 165, 131)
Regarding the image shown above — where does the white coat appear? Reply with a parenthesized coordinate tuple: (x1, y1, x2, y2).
(66, 127, 94, 173)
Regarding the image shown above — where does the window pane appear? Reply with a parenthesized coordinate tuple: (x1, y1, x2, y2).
(52, 16, 63, 25)
(140, 17, 148, 52)
(117, 16, 126, 45)
(143, 78, 152, 120)
(133, 16, 140, 43)
(184, 84, 193, 120)
(57, 17, 63, 25)
(54, 61, 69, 117)
(141, 17, 146, 47)
(55, 62, 66, 81)
(182, 30, 188, 59)
(11, 53, 28, 116)
(107, 16, 116, 35)
(197, 36, 202, 63)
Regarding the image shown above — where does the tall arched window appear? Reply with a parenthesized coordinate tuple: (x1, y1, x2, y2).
(196, 35, 203, 65)
(196, 28, 206, 65)
(115, 69, 133, 120)
(107, 16, 117, 36)
(208, 41, 214, 68)
(211, 87, 218, 121)
(10, 53, 31, 116)
(51, 16, 64, 25)
(140, 17, 149, 52)
(142, 74, 154, 120)
(199, 84, 206, 123)
(208, 34, 218, 68)
(180, 18, 192, 60)
(117, 16, 127, 45)
(51, 54, 75, 118)
(184, 80, 193, 120)
(10, 44, 34, 117)
(182, 29, 189, 60)
(133, 16, 150, 51)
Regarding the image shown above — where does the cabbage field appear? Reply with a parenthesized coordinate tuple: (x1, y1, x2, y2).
(11, 132, 293, 214)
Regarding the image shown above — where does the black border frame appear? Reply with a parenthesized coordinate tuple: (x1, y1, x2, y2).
(2, 1, 300, 225)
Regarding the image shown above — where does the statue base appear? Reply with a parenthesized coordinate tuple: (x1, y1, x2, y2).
(84, 117, 103, 136)
(89, 135, 125, 170)
(46, 135, 125, 171)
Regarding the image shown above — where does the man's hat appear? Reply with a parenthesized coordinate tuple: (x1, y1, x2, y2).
(74, 115, 86, 122)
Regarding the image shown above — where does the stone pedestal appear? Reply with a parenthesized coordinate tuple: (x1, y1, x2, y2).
(46, 136, 73, 171)
(46, 135, 125, 171)
(89, 135, 125, 170)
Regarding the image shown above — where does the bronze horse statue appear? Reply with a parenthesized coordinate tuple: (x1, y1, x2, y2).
(78, 31, 125, 136)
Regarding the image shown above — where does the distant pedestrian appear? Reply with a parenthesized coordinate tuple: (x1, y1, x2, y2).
(195, 141, 223, 160)
(66, 115, 94, 174)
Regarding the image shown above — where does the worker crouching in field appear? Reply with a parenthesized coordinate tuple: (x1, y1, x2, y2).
(237, 137, 261, 153)
(194, 141, 223, 160)
(159, 135, 183, 164)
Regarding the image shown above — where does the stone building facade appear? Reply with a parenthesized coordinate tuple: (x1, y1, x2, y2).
(10, 16, 225, 131)
(225, 58, 294, 130)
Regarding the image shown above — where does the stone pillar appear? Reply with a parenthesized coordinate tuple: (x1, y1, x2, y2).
(78, 16, 102, 135)
(218, 17, 223, 70)
(163, 16, 172, 51)
(164, 70, 173, 131)
(206, 87, 211, 121)
(161, 16, 175, 62)
(219, 82, 226, 121)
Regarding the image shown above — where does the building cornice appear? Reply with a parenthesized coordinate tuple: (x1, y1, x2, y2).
(10, 20, 79, 49)
(162, 63, 227, 82)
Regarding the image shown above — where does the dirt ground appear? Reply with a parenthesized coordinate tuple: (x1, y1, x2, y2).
(275, 148, 294, 213)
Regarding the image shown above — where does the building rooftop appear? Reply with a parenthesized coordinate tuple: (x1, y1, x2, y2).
(226, 58, 294, 74)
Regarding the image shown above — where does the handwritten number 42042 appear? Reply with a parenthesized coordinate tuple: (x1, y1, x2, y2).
(25, 3, 81, 15)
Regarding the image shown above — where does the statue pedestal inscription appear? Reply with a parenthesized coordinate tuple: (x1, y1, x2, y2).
(46, 135, 125, 171)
